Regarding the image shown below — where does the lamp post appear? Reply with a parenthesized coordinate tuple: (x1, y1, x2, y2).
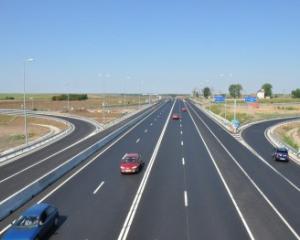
(139, 80, 143, 109)
(23, 58, 34, 145)
(29, 97, 34, 110)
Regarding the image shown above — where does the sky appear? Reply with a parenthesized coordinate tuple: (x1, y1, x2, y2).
(0, 0, 299, 94)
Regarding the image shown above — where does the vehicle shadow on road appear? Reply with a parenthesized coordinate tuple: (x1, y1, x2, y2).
(45, 215, 67, 239)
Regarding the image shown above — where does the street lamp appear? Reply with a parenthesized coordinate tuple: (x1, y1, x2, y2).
(23, 58, 34, 145)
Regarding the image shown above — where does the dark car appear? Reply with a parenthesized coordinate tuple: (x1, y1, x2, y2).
(272, 147, 289, 162)
(172, 113, 180, 120)
(2, 203, 59, 240)
(120, 153, 144, 174)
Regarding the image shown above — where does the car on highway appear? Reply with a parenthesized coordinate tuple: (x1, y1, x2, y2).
(120, 153, 144, 174)
(171, 113, 180, 120)
(1, 203, 59, 240)
(272, 147, 289, 161)
(181, 107, 187, 112)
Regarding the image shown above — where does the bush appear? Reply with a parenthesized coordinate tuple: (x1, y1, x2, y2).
(4, 96, 15, 100)
(291, 89, 300, 98)
(52, 94, 88, 101)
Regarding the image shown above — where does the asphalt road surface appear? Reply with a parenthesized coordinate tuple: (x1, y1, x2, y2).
(1, 99, 299, 240)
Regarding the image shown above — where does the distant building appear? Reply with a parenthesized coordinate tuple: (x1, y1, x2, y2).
(257, 89, 265, 99)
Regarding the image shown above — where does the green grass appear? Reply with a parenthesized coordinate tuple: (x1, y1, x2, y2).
(207, 104, 254, 124)
(283, 135, 299, 150)
(0, 93, 55, 100)
(258, 98, 300, 104)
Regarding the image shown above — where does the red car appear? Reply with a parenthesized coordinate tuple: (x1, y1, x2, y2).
(120, 153, 144, 174)
(181, 107, 187, 112)
(172, 113, 180, 120)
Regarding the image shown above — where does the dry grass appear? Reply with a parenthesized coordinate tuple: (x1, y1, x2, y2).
(275, 122, 300, 150)
(206, 102, 300, 124)
(0, 115, 67, 153)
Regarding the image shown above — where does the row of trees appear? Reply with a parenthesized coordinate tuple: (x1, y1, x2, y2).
(193, 83, 274, 99)
(292, 89, 300, 98)
(52, 94, 88, 101)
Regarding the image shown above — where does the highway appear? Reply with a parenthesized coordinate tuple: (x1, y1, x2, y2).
(0, 99, 300, 239)
(0, 104, 161, 212)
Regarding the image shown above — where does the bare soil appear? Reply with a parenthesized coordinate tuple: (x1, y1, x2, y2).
(0, 115, 67, 153)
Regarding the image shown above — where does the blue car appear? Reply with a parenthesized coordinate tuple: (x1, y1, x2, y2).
(1, 203, 59, 240)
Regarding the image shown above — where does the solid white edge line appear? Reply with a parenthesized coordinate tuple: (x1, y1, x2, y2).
(184, 190, 188, 207)
(0, 103, 166, 235)
(93, 181, 105, 195)
(188, 102, 300, 240)
(186, 103, 255, 240)
(117, 100, 176, 240)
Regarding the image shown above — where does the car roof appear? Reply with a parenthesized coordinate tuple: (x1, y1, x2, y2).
(22, 203, 50, 217)
(276, 147, 288, 152)
(123, 153, 139, 158)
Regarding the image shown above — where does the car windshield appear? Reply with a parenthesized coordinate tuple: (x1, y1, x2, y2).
(14, 215, 39, 228)
(123, 157, 138, 163)
(278, 149, 288, 154)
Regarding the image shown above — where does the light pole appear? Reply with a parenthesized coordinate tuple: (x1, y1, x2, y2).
(30, 97, 34, 110)
(139, 80, 143, 109)
(23, 58, 34, 145)
(124, 76, 131, 107)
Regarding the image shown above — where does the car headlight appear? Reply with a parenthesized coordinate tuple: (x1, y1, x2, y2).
(132, 166, 138, 169)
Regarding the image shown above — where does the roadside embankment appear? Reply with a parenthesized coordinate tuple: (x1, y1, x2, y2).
(0, 115, 68, 153)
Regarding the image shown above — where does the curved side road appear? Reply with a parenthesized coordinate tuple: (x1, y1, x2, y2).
(242, 118, 300, 187)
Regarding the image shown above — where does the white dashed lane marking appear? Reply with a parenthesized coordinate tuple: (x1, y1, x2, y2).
(184, 191, 188, 207)
(93, 181, 105, 195)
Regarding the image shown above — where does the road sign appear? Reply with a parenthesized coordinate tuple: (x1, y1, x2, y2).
(214, 95, 225, 103)
(231, 119, 240, 129)
(244, 96, 257, 103)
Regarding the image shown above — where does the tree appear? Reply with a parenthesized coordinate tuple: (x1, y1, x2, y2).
(291, 88, 300, 98)
(192, 88, 199, 97)
(228, 84, 243, 98)
(203, 87, 211, 99)
(262, 83, 273, 97)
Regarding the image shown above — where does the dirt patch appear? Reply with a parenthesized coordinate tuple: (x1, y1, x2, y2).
(0, 115, 67, 153)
